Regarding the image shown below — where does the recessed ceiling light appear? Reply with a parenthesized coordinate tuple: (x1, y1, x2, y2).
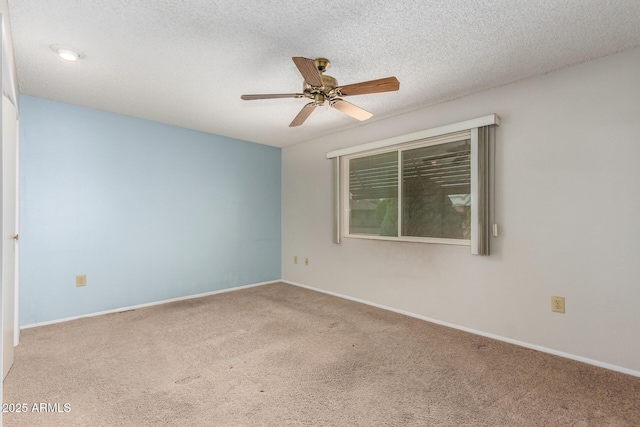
(57, 48, 79, 61)
(50, 45, 84, 62)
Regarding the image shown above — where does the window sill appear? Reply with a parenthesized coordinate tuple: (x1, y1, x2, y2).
(343, 234, 471, 246)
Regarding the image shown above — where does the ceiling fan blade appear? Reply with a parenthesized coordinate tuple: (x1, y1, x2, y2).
(292, 57, 323, 87)
(289, 102, 317, 127)
(331, 99, 373, 121)
(332, 99, 373, 121)
(241, 93, 304, 100)
(338, 77, 400, 96)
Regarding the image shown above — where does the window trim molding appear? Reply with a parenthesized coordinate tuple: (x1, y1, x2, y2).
(326, 114, 500, 159)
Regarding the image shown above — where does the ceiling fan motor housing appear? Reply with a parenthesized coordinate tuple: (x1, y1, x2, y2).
(321, 75, 337, 89)
(303, 75, 337, 90)
(303, 74, 338, 105)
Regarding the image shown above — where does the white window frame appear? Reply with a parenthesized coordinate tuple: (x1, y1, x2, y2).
(327, 114, 499, 253)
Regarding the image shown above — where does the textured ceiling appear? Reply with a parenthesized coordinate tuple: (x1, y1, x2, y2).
(7, 0, 640, 147)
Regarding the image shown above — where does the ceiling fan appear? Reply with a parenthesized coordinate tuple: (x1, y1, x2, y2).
(241, 57, 400, 127)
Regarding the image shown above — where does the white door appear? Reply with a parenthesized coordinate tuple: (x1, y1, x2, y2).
(2, 94, 18, 379)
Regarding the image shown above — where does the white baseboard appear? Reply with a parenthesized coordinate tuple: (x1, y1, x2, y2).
(21, 280, 279, 330)
(282, 280, 640, 378)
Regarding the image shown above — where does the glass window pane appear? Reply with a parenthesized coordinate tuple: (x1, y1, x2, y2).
(402, 140, 471, 239)
(349, 152, 398, 237)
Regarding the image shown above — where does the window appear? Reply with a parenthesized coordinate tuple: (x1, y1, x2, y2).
(328, 115, 498, 254)
(346, 132, 471, 245)
(402, 138, 471, 240)
(349, 151, 398, 236)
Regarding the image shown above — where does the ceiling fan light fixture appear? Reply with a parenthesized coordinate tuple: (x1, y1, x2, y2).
(50, 45, 83, 62)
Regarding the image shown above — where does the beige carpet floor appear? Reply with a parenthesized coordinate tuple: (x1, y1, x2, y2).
(3, 282, 640, 426)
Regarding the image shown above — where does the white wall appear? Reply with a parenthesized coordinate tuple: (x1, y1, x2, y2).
(282, 47, 640, 374)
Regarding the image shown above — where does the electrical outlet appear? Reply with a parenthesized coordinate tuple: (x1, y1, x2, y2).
(305, 258, 309, 266)
(294, 256, 298, 264)
(76, 274, 87, 287)
(551, 296, 565, 313)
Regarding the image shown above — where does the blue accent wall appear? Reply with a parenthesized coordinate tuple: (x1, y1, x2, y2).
(19, 95, 281, 325)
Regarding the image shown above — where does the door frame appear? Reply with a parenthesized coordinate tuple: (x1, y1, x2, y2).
(0, 12, 18, 349)
(1, 8, 20, 358)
